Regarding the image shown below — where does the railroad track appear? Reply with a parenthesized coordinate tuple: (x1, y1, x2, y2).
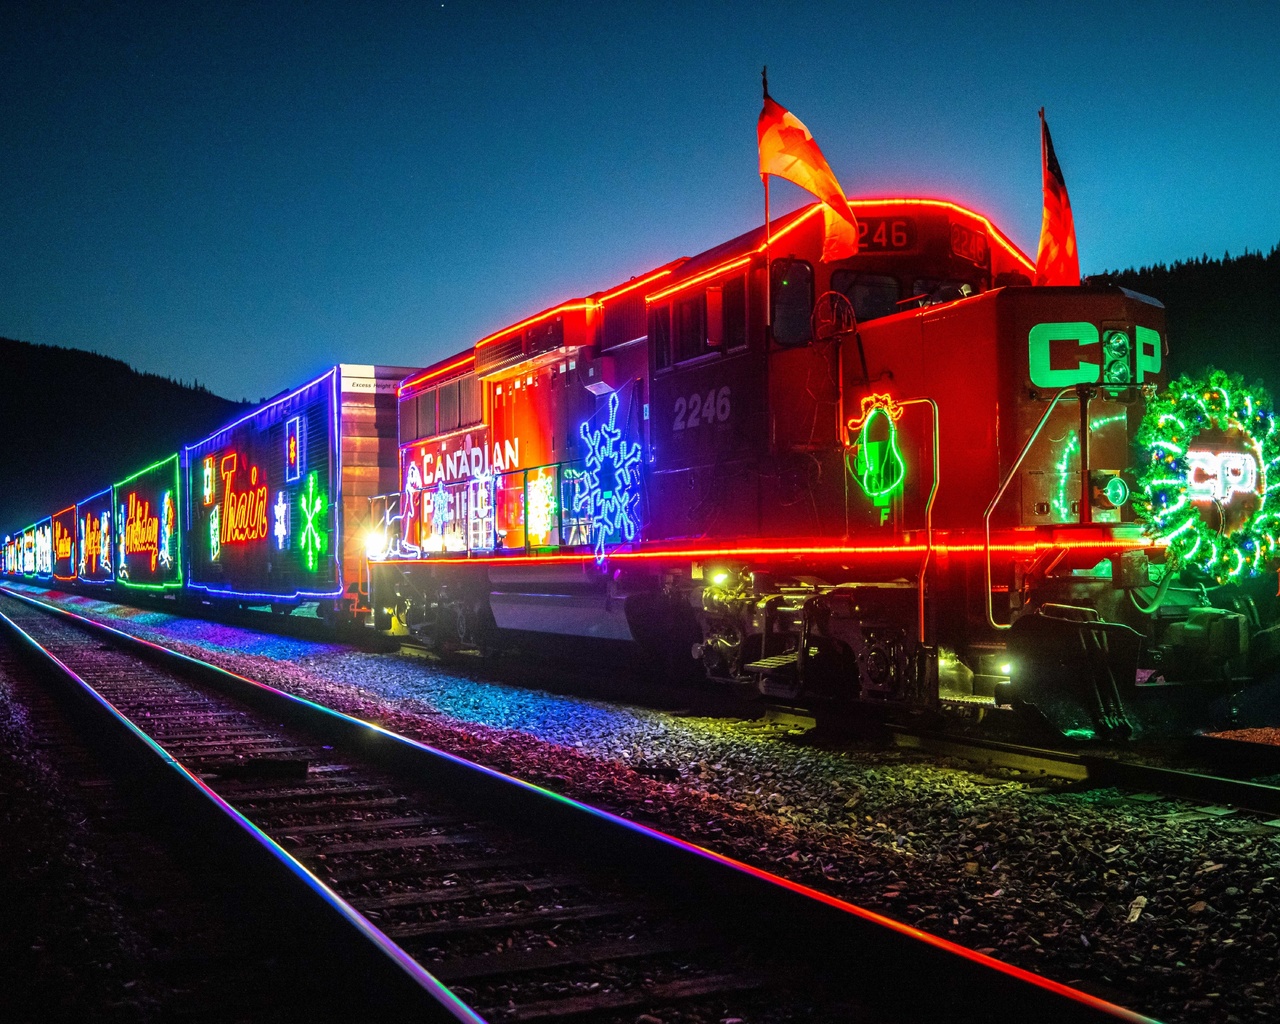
(892, 728, 1280, 817)
(0, 587, 1157, 1024)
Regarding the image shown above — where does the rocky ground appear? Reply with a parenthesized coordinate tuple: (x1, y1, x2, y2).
(7, 585, 1280, 1023)
(0, 631, 368, 1023)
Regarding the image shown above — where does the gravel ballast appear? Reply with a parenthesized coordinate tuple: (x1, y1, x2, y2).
(12, 586, 1280, 1023)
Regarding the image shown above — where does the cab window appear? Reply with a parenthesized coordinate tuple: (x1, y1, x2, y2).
(770, 259, 813, 345)
(672, 294, 707, 362)
(909, 278, 980, 307)
(831, 271, 900, 322)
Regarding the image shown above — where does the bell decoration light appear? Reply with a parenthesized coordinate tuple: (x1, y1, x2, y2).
(846, 393, 907, 501)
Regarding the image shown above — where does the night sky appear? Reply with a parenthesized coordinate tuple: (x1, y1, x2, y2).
(2, 1, 1277, 402)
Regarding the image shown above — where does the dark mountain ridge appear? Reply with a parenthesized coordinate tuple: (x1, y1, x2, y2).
(1089, 243, 1280, 388)
(0, 338, 252, 529)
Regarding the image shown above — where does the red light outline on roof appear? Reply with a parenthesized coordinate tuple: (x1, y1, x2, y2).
(401, 354, 476, 396)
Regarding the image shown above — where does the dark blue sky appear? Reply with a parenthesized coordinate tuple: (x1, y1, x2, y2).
(2, 1, 1277, 401)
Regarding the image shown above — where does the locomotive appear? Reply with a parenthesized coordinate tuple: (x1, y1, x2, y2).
(368, 197, 1277, 739)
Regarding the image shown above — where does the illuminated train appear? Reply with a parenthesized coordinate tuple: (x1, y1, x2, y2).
(5, 199, 1277, 738)
(2, 365, 410, 621)
(368, 197, 1279, 739)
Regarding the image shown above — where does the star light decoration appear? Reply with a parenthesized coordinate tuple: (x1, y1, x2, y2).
(575, 390, 642, 564)
(1136, 369, 1280, 582)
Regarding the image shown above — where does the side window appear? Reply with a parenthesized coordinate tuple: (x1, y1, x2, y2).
(831, 271, 901, 322)
(770, 259, 813, 345)
(416, 389, 437, 440)
(673, 294, 707, 362)
(438, 380, 460, 433)
(650, 304, 672, 370)
(722, 275, 747, 349)
(399, 395, 418, 444)
(458, 373, 482, 426)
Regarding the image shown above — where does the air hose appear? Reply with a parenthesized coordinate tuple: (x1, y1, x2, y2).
(1128, 560, 1178, 614)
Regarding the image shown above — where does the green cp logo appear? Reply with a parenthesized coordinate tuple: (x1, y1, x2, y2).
(1027, 322, 1161, 388)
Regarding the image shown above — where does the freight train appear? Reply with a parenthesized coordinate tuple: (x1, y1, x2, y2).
(2, 364, 413, 621)
(6, 198, 1278, 739)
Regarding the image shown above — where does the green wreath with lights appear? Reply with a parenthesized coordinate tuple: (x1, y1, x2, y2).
(1136, 369, 1280, 583)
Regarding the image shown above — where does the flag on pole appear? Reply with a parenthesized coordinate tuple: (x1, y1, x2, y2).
(1034, 109, 1080, 286)
(758, 92, 859, 262)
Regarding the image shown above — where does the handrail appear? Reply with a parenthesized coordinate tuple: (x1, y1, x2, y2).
(895, 398, 939, 643)
(983, 386, 1078, 630)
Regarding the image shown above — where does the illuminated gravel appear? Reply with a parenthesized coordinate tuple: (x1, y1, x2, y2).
(11, 584, 1280, 1024)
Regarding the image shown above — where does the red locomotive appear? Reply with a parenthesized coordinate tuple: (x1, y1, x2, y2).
(369, 197, 1272, 738)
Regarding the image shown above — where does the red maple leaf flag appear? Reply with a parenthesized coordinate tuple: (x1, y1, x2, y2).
(758, 94, 858, 262)
(1035, 109, 1081, 286)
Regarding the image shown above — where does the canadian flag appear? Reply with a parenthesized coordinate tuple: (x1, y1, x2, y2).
(758, 94, 859, 262)
(1034, 109, 1081, 286)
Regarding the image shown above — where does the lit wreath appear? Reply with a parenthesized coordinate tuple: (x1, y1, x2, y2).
(1136, 369, 1280, 582)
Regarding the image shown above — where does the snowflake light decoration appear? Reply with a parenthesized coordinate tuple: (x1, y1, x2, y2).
(299, 471, 327, 571)
(208, 506, 220, 562)
(575, 390, 642, 564)
(273, 490, 289, 550)
(429, 479, 452, 536)
(1136, 369, 1280, 582)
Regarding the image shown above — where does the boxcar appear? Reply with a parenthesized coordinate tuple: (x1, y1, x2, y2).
(51, 505, 77, 582)
(33, 518, 52, 580)
(114, 455, 183, 591)
(184, 364, 413, 618)
(76, 487, 115, 585)
(21, 526, 35, 576)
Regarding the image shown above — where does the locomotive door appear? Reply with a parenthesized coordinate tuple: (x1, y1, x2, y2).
(648, 351, 766, 539)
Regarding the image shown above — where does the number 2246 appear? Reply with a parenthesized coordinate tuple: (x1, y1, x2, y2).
(673, 386, 730, 431)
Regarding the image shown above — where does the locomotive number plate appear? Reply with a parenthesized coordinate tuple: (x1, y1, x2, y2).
(857, 217, 916, 252)
(672, 385, 731, 432)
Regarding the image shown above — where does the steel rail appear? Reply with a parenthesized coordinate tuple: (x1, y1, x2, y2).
(0, 586, 1157, 1023)
(891, 726, 1280, 816)
(0, 598, 483, 1024)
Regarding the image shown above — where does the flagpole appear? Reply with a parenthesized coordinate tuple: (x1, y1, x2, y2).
(762, 66, 772, 331)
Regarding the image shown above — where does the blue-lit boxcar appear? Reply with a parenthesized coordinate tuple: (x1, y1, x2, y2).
(184, 364, 411, 617)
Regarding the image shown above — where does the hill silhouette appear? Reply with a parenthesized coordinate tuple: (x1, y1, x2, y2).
(1089, 243, 1280, 391)
(0, 338, 252, 530)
